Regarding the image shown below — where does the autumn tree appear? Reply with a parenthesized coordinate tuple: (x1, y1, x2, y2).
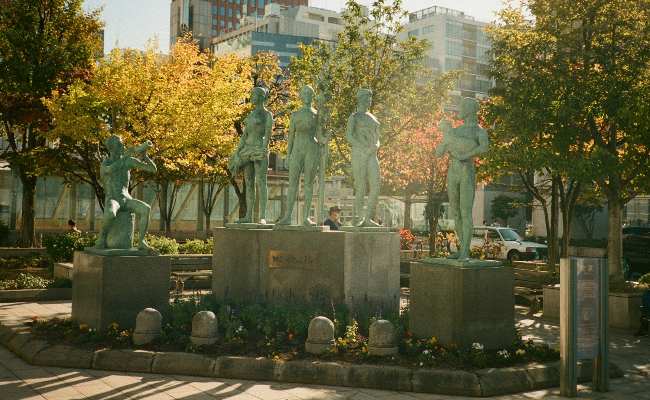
(0, 0, 103, 246)
(46, 38, 249, 234)
(485, 0, 650, 279)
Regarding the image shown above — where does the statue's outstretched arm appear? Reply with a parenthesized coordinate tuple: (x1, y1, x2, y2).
(127, 155, 156, 174)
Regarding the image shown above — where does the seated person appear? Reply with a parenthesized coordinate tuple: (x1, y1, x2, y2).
(323, 206, 342, 230)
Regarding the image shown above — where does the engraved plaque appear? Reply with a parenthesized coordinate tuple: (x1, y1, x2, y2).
(267, 250, 317, 270)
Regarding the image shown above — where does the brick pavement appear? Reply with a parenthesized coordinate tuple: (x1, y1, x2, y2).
(0, 301, 647, 400)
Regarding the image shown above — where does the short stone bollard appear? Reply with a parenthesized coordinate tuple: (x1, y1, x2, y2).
(368, 319, 398, 356)
(190, 310, 218, 346)
(305, 316, 335, 354)
(132, 308, 162, 346)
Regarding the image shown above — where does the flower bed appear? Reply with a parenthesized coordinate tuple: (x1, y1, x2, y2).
(29, 295, 558, 371)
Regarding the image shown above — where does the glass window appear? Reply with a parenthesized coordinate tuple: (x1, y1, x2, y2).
(408, 29, 420, 37)
(258, 0, 264, 8)
(463, 23, 477, 41)
(487, 230, 500, 241)
(473, 228, 486, 239)
(463, 42, 476, 58)
(219, 6, 225, 16)
(478, 46, 490, 62)
(446, 20, 463, 39)
(227, 8, 232, 16)
(446, 40, 463, 57)
(445, 57, 462, 70)
(422, 24, 435, 34)
(499, 229, 522, 242)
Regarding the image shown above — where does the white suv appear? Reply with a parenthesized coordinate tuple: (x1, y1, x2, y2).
(471, 226, 547, 262)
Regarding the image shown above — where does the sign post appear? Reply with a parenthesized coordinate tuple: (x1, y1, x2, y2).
(560, 256, 609, 397)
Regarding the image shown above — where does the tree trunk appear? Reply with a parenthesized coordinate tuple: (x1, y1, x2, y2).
(607, 195, 623, 281)
(18, 174, 37, 247)
(404, 193, 412, 230)
(547, 177, 560, 269)
(158, 182, 168, 233)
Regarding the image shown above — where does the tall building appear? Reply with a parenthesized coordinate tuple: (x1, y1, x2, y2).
(211, 3, 345, 66)
(401, 5, 493, 105)
(170, 0, 308, 50)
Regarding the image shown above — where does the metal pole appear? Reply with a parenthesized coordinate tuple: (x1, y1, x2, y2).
(593, 257, 609, 391)
(560, 257, 577, 397)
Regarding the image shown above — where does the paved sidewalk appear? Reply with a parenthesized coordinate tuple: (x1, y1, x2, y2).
(0, 301, 648, 400)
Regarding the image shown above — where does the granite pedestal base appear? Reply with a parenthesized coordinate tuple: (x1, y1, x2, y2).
(71, 251, 171, 331)
(409, 259, 515, 349)
(212, 228, 400, 316)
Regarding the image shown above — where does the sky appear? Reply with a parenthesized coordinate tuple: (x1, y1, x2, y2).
(84, 0, 505, 54)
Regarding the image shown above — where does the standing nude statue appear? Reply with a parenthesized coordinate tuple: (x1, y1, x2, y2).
(277, 85, 325, 226)
(436, 97, 489, 260)
(228, 86, 273, 224)
(94, 135, 157, 251)
(347, 88, 381, 227)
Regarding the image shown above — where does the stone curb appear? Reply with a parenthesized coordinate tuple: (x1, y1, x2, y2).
(0, 288, 72, 302)
(0, 323, 622, 397)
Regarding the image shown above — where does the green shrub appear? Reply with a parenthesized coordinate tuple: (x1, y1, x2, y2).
(144, 234, 179, 255)
(0, 273, 53, 289)
(179, 238, 213, 254)
(43, 233, 96, 262)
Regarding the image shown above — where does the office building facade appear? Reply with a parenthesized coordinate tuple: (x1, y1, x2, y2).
(211, 3, 344, 66)
(170, 0, 308, 50)
(401, 5, 493, 104)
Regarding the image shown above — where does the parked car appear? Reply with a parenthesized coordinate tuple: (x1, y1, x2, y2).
(471, 226, 548, 262)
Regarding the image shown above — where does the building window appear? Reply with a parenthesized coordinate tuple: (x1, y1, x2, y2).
(422, 24, 435, 34)
(227, 8, 232, 16)
(478, 46, 490, 62)
(258, 0, 264, 8)
(328, 16, 341, 25)
(446, 20, 463, 39)
(307, 12, 325, 22)
(445, 57, 462, 70)
(219, 6, 225, 16)
(408, 29, 420, 37)
(446, 40, 463, 57)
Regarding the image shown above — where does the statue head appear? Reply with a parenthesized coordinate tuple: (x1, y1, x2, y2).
(459, 97, 480, 121)
(251, 86, 268, 107)
(356, 88, 372, 111)
(104, 135, 124, 157)
(299, 85, 314, 106)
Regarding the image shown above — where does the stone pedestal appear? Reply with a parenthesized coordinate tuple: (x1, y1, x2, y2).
(72, 252, 170, 331)
(409, 259, 515, 349)
(212, 228, 400, 315)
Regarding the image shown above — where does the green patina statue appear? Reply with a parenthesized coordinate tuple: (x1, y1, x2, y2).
(229, 87, 273, 224)
(91, 135, 157, 253)
(277, 85, 325, 226)
(436, 97, 489, 260)
(347, 88, 381, 227)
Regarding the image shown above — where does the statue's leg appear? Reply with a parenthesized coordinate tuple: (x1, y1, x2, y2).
(126, 198, 153, 250)
(278, 153, 304, 225)
(351, 152, 367, 226)
(95, 199, 120, 248)
(301, 148, 319, 225)
(446, 170, 462, 258)
(457, 166, 476, 260)
(241, 163, 255, 223)
(361, 155, 381, 227)
(255, 156, 269, 223)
